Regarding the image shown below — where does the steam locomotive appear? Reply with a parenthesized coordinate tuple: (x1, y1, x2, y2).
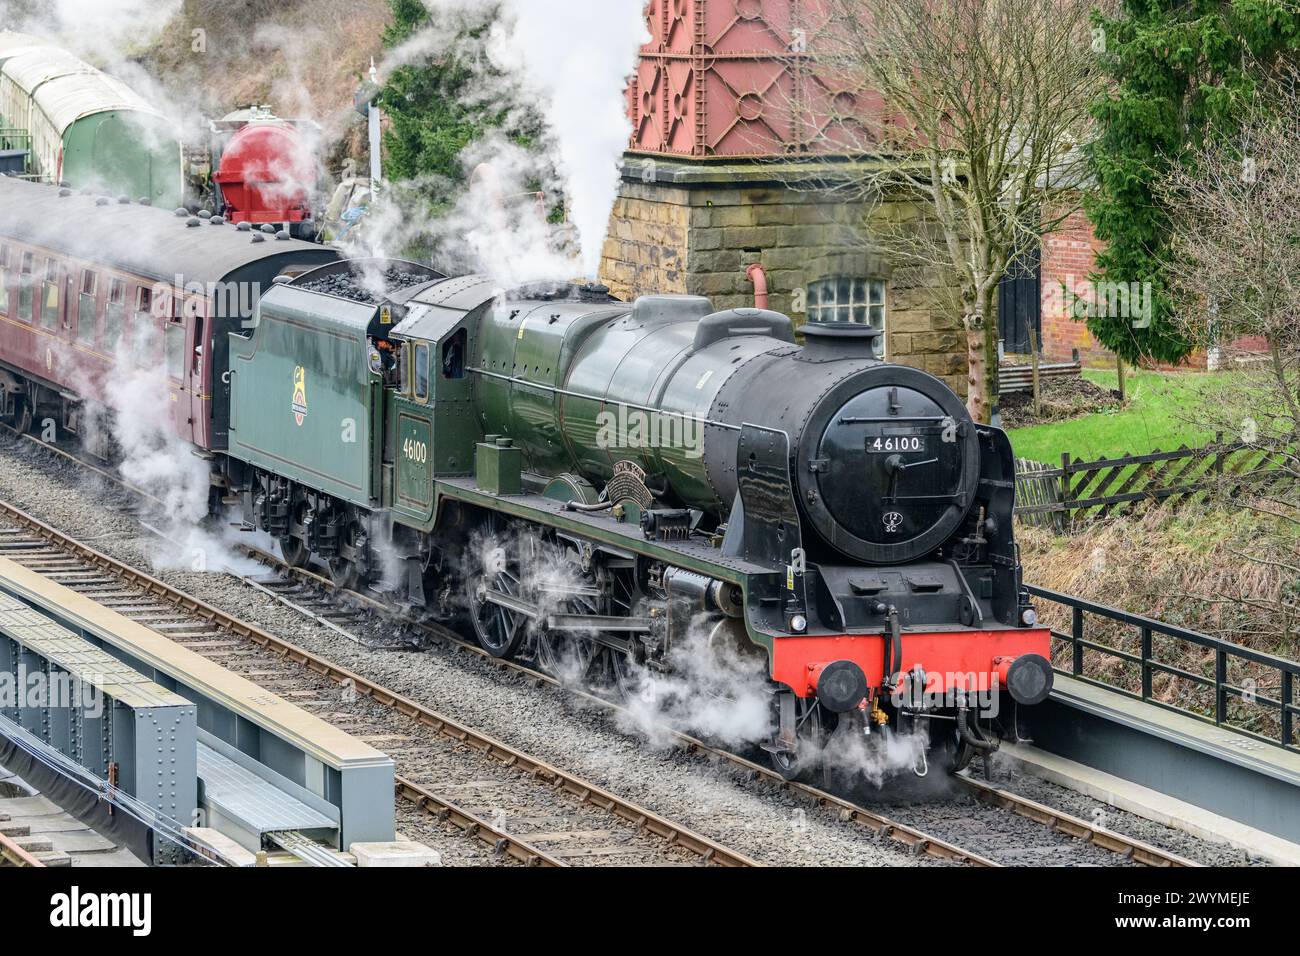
(0, 175, 1052, 780)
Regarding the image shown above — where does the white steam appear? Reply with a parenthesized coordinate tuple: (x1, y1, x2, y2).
(615, 622, 775, 750)
(1, 0, 180, 59)
(369, 0, 647, 282)
(358, 135, 578, 287)
(478, 0, 647, 277)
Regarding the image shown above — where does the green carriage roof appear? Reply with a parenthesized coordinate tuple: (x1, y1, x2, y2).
(0, 34, 173, 136)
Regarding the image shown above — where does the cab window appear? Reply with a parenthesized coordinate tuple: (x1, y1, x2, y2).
(441, 328, 466, 379)
(414, 344, 430, 401)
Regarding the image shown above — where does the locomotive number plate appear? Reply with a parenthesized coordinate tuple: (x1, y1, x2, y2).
(866, 436, 926, 453)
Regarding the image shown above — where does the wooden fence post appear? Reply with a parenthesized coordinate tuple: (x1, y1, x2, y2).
(1059, 452, 1072, 523)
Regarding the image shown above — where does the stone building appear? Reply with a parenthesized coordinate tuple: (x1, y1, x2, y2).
(598, 158, 969, 397)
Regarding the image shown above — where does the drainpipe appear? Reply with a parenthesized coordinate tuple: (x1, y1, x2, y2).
(745, 262, 769, 310)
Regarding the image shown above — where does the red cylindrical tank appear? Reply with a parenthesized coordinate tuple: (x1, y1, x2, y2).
(213, 121, 316, 224)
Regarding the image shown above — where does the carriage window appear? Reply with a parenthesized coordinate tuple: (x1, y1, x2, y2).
(106, 279, 126, 344)
(40, 259, 59, 330)
(414, 343, 430, 401)
(0, 245, 8, 316)
(165, 321, 186, 380)
(18, 252, 33, 322)
(77, 270, 97, 343)
(135, 285, 153, 318)
(441, 328, 466, 379)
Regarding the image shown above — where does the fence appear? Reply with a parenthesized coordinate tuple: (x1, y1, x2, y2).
(1013, 434, 1291, 527)
(1029, 584, 1300, 752)
(998, 360, 1081, 394)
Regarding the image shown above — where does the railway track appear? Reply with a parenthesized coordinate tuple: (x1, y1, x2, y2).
(951, 776, 1197, 867)
(0, 429, 1202, 867)
(0, 501, 755, 867)
(244, 547, 1199, 868)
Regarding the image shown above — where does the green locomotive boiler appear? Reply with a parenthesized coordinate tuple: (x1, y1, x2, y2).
(225, 259, 1053, 779)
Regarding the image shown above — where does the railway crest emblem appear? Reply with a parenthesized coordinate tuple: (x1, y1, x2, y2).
(882, 511, 903, 533)
(291, 366, 308, 426)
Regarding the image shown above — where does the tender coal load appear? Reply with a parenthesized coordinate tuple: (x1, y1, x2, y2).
(297, 266, 432, 304)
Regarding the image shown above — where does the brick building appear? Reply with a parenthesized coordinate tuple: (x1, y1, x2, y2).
(997, 205, 1116, 367)
(600, 0, 1228, 385)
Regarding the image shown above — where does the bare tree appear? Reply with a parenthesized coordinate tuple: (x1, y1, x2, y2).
(1160, 76, 1300, 435)
(1156, 74, 1300, 655)
(798, 0, 1106, 422)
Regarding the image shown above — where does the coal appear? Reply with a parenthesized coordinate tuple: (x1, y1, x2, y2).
(298, 266, 432, 305)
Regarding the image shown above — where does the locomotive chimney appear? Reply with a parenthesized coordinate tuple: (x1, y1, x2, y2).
(798, 322, 883, 362)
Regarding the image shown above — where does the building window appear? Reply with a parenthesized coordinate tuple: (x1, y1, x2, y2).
(807, 277, 886, 328)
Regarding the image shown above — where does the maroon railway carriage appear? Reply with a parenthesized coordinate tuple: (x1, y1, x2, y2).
(0, 176, 337, 458)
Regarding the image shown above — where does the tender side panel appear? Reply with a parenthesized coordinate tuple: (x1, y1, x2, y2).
(228, 294, 378, 507)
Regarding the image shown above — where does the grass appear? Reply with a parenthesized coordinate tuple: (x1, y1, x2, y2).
(1006, 368, 1228, 463)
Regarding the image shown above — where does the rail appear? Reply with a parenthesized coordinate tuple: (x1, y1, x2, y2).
(1029, 584, 1300, 753)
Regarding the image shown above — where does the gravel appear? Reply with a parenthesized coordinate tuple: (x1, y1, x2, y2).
(977, 754, 1268, 866)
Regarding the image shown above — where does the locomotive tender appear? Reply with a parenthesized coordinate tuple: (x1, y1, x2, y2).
(0, 175, 1053, 779)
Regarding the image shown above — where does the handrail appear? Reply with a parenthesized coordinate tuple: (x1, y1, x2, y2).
(1028, 584, 1300, 751)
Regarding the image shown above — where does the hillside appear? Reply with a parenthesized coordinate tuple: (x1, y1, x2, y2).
(141, 0, 392, 171)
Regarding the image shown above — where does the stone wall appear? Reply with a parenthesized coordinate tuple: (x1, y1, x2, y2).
(599, 158, 968, 396)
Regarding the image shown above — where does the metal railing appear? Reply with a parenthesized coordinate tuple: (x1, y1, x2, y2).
(1028, 584, 1300, 752)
